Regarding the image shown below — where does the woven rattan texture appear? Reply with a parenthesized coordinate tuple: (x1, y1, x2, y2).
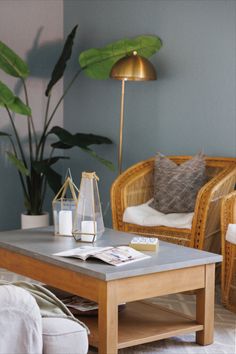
(221, 191, 236, 313)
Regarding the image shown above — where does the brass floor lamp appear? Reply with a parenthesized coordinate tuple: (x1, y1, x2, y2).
(110, 51, 157, 174)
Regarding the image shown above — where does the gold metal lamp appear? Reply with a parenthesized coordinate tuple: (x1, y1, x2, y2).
(110, 51, 157, 174)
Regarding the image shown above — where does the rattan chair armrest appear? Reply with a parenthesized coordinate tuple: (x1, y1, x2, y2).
(221, 191, 236, 311)
(191, 166, 236, 249)
(111, 158, 154, 230)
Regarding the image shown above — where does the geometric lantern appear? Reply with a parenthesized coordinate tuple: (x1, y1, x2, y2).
(72, 172, 104, 242)
(52, 172, 79, 236)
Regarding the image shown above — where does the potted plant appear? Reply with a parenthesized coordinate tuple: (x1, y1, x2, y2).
(0, 27, 161, 227)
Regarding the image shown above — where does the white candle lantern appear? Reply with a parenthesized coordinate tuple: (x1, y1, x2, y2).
(72, 172, 104, 242)
(52, 174, 79, 236)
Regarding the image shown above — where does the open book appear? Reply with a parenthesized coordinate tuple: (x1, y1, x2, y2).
(53, 246, 150, 267)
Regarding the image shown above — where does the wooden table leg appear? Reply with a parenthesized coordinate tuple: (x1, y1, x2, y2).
(98, 282, 118, 354)
(196, 263, 215, 345)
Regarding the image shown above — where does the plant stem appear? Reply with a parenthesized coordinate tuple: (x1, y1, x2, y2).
(5, 105, 32, 205)
(22, 80, 34, 162)
(46, 68, 82, 131)
(38, 94, 51, 162)
(44, 94, 51, 130)
(5, 106, 27, 167)
(22, 79, 38, 147)
(8, 136, 29, 201)
(39, 147, 55, 212)
(37, 68, 83, 159)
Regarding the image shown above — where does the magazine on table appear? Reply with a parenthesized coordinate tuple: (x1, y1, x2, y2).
(62, 296, 98, 312)
(53, 245, 150, 267)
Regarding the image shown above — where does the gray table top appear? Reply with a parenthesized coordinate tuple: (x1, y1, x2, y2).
(0, 227, 222, 281)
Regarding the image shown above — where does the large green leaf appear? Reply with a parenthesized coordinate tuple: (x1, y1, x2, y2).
(81, 147, 115, 171)
(79, 35, 162, 80)
(44, 167, 62, 195)
(49, 126, 112, 147)
(0, 80, 31, 115)
(49, 126, 114, 170)
(0, 41, 29, 78)
(33, 160, 62, 194)
(33, 156, 69, 171)
(6, 97, 31, 116)
(0, 80, 15, 105)
(45, 167, 62, 195)
(45, 25, 78, 96)
(7, 152, 29, 176)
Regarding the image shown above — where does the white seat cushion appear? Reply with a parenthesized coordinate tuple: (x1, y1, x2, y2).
(43, 317, 88, 354)
(226, 224, 236, 245)
(123, 200, 193, 229)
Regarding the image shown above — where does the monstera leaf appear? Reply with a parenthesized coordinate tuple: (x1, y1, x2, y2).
(45, 25, 78, 96)
(79, 35, 162, 80)
(0, 81, 31, 115)
(0, 41, 29, 78)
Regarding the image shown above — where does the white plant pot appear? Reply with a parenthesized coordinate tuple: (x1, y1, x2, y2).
(21, 212, 49, 230)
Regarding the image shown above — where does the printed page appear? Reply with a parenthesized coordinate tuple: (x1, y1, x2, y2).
(63, 296, 98, 312)
(94, 246, 150, 266)
(53, 246, 112, 261)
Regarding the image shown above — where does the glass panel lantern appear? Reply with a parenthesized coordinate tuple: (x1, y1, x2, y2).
(52, 175, 79, 236)
(72, 172, 104, 242)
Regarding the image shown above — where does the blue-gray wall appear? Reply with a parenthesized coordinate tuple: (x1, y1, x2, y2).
(64, 0, 236, 225)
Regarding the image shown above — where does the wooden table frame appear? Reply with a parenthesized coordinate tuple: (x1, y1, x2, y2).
(0, 247, 215, 354)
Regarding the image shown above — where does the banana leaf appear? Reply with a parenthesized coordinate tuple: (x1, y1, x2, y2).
(0, 41, 29, 78)
(79, 35, 162, 80)
(49, 126, 114, 170)
(45, 25, 78, 96)
(0, 81, 31, 115)
(49, 126, 112, 147)
(0, 80, 15, 105)
(6, 97, 31, 116)
(7, 152, 29, 176)
(44, 167, 62, 195)
(33, 156, 69, 170)
(81, 147, 114, 171)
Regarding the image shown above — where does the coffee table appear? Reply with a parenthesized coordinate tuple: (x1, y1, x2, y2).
(0, 227, 222, 354)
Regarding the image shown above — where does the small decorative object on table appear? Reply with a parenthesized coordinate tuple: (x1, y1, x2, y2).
(52, 170, 79, 236)
(72, 172, 104, 242)
(129, 236, 159, 252)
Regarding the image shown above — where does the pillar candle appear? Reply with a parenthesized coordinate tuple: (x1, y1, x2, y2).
(81, 220, 97, 242)
(59, 210, 73, 236)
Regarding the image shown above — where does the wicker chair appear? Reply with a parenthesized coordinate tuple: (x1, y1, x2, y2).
(111, 156, 236, 253)
(221, 191, 236, 312)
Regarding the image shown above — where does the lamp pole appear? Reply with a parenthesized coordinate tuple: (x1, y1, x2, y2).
(118, 79, 126, 175)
